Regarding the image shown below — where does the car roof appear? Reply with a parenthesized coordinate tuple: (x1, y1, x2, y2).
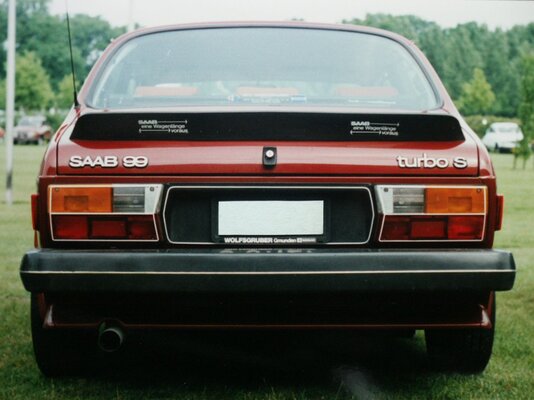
(490, 122, 519, 128)
(119, 21, 413, 45)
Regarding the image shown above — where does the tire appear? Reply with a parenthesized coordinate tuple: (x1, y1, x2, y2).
(494, 144, 500, 153)
(425, 296, 495, 374)
(31, 294, 95, 377)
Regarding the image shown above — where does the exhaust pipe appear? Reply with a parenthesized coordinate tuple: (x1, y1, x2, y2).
(98, 323, 125, 352)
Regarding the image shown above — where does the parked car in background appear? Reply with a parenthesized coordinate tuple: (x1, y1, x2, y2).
(13, 116, 52, 145)
(482, 122, 524, 153)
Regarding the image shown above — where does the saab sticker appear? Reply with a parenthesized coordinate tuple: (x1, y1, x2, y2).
(396, 154, 468, 169)
(69, 155, 148, 169)
(350, 120, 400, 137)
(138, 119, 189, 134)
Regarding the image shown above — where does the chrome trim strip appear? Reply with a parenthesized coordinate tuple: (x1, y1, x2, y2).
(22, 269, 514, 275)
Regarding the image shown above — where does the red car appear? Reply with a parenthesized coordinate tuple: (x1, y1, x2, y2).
(20, 22, 515, 376)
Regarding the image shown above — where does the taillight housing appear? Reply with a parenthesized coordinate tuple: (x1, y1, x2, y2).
(376, 185, 487, 242)
(48, 184, 163, 241)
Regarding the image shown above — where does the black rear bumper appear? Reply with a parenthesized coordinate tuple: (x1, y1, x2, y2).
(20, 248, 515, 294)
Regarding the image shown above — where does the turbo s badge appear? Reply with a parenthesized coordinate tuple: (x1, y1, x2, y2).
(69, 155, 149, 169)
(397, 153, 468, 169)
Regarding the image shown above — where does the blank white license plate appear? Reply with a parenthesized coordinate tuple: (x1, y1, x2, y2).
(218, 200, 324, 236)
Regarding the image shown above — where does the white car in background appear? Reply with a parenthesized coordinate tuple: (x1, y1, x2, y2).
(13, 116, 52, 145)
(482, 122, 524, 153)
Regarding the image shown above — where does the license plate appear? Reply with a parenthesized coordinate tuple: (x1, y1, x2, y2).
(218, 200, 324, 236)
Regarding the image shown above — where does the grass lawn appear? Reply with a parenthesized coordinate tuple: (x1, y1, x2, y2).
(0, 144, 532, 399)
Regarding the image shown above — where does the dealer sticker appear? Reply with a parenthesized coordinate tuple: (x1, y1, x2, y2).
(138, 119, 189, 134)
(350, 120, 400, 137)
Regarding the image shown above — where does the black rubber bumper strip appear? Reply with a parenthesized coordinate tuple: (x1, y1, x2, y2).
(20, 249, 516, 293)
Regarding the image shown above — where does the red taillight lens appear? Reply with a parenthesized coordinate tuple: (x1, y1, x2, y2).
(128, 216, 158, 240)
(382, 216, 411, 240)
(53, 215, 89, 239)
(381, 215, 485, 241)
(411, 217, 447, 239)
(447, 216, 485, 240)
(52, 215, 157, 240)
(91, 219, 127, 238)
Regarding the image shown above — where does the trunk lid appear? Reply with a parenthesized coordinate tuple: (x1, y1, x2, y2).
(57, 111, 479, 176)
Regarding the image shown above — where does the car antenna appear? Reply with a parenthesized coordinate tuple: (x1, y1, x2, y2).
(65, 1, 79, 107)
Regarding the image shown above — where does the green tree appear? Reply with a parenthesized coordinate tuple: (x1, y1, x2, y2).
(55, 74, 75, 109)
(343, 13, 433, 41)
(515, 54, 534, 169)
(441, 25, 485, 98)
(457, 68, 496, 115)
(69, 14, 126, 69)
(15, 51, 53, 110)
(0, 0, 125, 87)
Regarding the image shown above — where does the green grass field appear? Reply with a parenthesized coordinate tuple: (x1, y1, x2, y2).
(0, 144, 533, 400)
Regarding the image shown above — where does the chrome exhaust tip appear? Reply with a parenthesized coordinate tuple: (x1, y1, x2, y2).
(98, 324, 125, 352)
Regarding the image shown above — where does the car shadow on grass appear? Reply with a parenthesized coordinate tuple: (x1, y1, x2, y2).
(79, 329, 436, 397)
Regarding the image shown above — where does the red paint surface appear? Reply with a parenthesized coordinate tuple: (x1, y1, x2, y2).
(34, 23, 500, 251)
(56, 137, 479, 177)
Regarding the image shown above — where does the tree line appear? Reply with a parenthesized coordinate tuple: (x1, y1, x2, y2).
(0, 0, 125, 112)
(0, 1, 533, 121)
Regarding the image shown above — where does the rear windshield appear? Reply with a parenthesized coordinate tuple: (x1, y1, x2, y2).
(88, 27, 439, 110)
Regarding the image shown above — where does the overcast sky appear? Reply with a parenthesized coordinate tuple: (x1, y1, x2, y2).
(50, 0, 534, 31)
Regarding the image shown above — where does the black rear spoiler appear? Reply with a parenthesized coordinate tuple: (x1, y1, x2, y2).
(71, 112, 464, 142)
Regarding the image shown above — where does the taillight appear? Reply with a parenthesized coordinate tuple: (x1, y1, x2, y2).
(48, 184, 162, 241)
(376, 186, 487, 242)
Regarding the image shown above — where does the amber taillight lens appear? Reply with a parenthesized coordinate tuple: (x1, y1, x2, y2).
(51, 187, 113, 213)
(425, 187, 485, 214)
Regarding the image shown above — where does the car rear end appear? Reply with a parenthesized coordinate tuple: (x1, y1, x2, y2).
(20, 23, 515, 375)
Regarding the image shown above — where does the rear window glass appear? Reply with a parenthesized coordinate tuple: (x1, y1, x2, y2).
(88, 28, 439, 111)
